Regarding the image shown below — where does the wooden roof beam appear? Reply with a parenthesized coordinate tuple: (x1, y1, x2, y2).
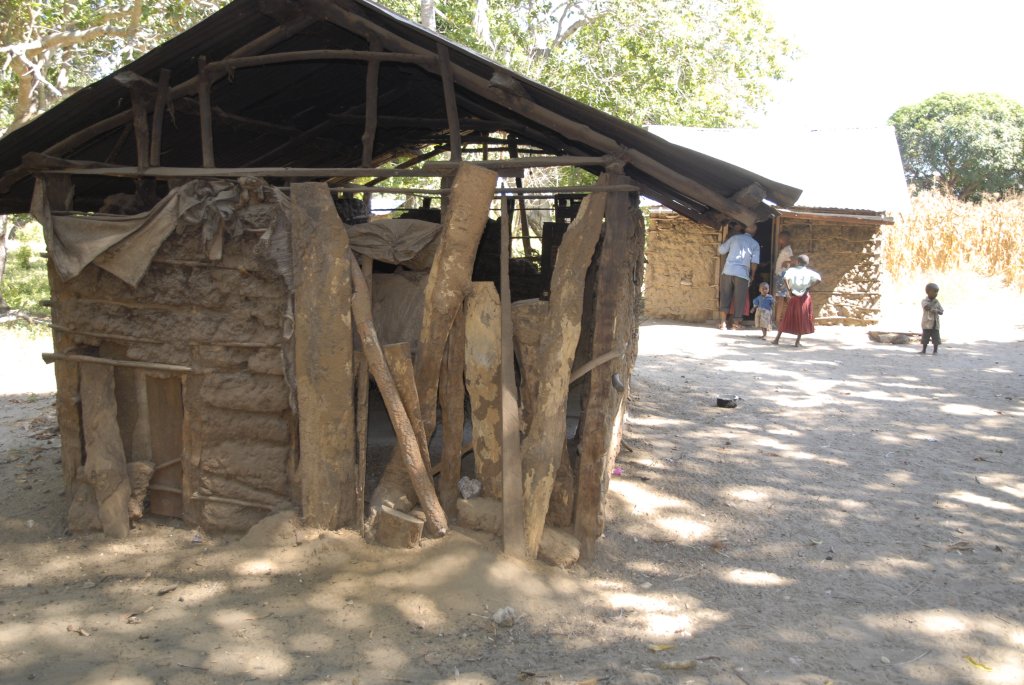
(308, 0, 760, 226)
(0, 12, 317, 193)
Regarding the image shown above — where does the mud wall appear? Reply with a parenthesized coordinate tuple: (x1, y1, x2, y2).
(50, 226, 294, 531)
(643, 211, 719, 322)
(643, 211, 883, 326)
(781, 218, 883, 325)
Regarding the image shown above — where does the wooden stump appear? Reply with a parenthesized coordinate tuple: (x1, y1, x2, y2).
(376, 505, 424, 548)
(291, 182, 356, 529)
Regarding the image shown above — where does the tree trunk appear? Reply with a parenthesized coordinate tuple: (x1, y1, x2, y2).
(0, 217, 9, 312)
(420, 0, 437, 30)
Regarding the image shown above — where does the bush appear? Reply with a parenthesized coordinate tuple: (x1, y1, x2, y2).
(1, 226, 51, 317)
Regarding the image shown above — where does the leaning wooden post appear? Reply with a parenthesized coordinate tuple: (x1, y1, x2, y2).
(354, 255, 373, 530)
(348, 253, 448, 536)
(520, 180, 609, 558)
(368, 163, 498, 516)
(383, 342, 432, 473)
(197, 56, 215, 168)
(291, 183, 356, 529)
(436, 45, 461, 162)
(149, 68, 171, 167)
(575, 180, 645, 560)
(500, 199, 527, 557)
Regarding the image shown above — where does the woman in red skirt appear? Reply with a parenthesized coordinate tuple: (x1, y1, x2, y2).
(773, 254, 820, 347)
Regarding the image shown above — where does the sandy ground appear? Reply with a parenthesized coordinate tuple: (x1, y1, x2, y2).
(1, 279, 1023, 685)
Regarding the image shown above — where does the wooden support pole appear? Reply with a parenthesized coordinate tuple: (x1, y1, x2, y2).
(354, 256, 373, 531)
(520, 177, 610, 558)
(149, 69, 171, 167)
(500, 199, 526, 557)
(438, 305, 466, 517)
(436, 45, 462, 162)
(127, 85, 150, 170)
(361, 44, 381, 167)
(42, 352, 192, 374)
(348, 252, 448, 536)
(509, 137, 535, 257)
(574, 182, 645, 561)
(197, 56, 214, 168)
(291, 183, 356, 529)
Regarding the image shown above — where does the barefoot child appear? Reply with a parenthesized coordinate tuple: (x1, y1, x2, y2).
(921, 282, 944, 354)
(752, 282, 774, 339)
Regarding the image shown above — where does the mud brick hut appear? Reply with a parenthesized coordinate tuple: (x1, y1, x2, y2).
(0, 0, 800, 561)
(644, 126, 909, 326)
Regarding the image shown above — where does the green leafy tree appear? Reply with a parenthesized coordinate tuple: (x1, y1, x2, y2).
(889, 92, 1024, 201)
(381, 0, 793, 127)
(0, 0, 223, 131)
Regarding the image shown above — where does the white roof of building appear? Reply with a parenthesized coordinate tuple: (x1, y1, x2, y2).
(648, 126, 910, 214)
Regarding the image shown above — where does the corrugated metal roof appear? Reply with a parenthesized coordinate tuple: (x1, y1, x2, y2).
(648, 126, 909, 214)
(0, 0, 802, 222)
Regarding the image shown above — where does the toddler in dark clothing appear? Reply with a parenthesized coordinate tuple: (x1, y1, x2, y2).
(921, 283, 944, 354)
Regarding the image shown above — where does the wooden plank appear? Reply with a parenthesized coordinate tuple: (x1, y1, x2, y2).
(42, 353, 192, 374)
(464, 282, 502, 498)
(79, 363, 131, 538)
(147, 376, 184, 518)
(574, 182, 645, 560)
(149, 69, 171, 166)
(197, 56, 214, 168)
(519, 177, 609, 558)
(290, 182, 356, 529)
(348, 253, 447, 536)
(438, 305, 466, 517)
(436, 45, 462, 162)
(500, 200, 526, 557)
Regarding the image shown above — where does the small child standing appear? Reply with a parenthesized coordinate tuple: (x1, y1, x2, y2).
(921, 282, 944, 354)
(752, 282, 775, 340)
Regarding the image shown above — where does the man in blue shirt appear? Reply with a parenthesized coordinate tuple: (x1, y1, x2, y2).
(717, 223, 760, 330)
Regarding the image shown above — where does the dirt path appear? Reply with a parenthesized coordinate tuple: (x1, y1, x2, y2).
(1, 316, 1022, 685)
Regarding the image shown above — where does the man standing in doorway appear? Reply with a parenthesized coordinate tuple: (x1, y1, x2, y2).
(717, 223, 760, 330)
